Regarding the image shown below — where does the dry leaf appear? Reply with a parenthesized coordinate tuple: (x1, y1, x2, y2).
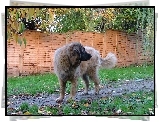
(47, 111, 52, 115)
(116, 109, 122, 114)
(38, 109, 43, 114)
(84, 103, 89, 107)
(24, 111, 31, 115)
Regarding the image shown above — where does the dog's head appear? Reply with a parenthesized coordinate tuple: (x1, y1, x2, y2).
(67, 42, 92, 67)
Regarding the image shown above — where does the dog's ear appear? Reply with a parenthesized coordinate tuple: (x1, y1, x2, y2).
(73, 46, 81, 58)
(67, 43, 81, 67)
(68, 43, 81, 57)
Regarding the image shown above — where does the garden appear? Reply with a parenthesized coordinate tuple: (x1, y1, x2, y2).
(7, 7, 155, 116)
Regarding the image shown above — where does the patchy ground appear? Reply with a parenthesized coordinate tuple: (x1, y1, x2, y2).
(7, 79, 154, 110)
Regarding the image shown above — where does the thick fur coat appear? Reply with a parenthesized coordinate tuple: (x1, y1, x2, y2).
(54, 42, 117, 103)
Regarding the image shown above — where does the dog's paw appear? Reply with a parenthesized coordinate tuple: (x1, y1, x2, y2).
(55, 98, 63, 103)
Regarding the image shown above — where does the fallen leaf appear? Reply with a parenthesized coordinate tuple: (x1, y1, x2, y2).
(18, 111, 23, 115)
(99, 85, 104, 89)
(47, 111, 52, 115)
(147, 97, 152, 100)
(72, 102, 79, 109)
(78, 89, 84, 92)
(87, 98, 92, 104)
(38, 109, 43, 114)
(81, 110, 88, 115)
(13, 95, 17, 99)
(84, 103, 89, 107)
(112, 90, 116, 93)
(116, 109, 122, 114)
(65, 92, 69, 95)
(7, 102, 10, 105)
(72, 102, 76, 107)
(24, 111, 31, 115)
(11, 112, 17, 115)
(148, 108, 153, 111)
(54, 89, 59, 92)
(149, 111, 154, 115)
(58, 104, 62, 108)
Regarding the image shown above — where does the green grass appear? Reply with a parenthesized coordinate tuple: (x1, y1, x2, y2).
(7, 90, 154, 115)
(7, 73, 58, 96)
(7, 64, 154, 115)
(99, 64, 154, 81)
(7, 64, 154, 96)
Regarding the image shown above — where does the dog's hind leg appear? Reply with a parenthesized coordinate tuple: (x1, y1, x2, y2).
(89, 70, 100, 95)
(56, 79, 67, 103)
(69, 79, 78, 100)
(81, 74, 89, 94)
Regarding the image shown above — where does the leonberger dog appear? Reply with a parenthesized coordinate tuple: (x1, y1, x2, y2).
(54, 42, 117, 103)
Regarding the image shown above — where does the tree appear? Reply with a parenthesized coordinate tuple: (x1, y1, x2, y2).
(52, 8, 86, 33)
(7, 7, 154, 45)
(7, 8, 69, 44)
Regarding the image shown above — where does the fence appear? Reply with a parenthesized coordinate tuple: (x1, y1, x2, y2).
(7, 29, 154, 77)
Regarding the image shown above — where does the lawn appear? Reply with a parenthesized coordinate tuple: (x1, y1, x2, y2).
(7, 64, 154, 96)
(7, 90, 154, 115)
(7, 64, 155, 115)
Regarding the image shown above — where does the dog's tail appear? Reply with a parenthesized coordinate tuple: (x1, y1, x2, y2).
(100, 52, 117, 69)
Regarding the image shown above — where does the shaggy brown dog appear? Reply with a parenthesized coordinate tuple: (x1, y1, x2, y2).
(54, 42, 92, 103)
(54, 42, 117, 103)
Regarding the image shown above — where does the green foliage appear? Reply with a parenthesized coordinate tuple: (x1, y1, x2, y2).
(7, 7, 154, 52)
(105, 8, 154, 33)
(7, 65, 154, 96)
(53, 9, 86, 33)
(7, 8, 154, 35)
(29, 104, 39, 115)
(19, 102, 29, 112)
(142, 8, 154, 62)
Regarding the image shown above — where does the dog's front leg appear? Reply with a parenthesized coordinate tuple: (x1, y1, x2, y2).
(56, 80, 66, 103)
